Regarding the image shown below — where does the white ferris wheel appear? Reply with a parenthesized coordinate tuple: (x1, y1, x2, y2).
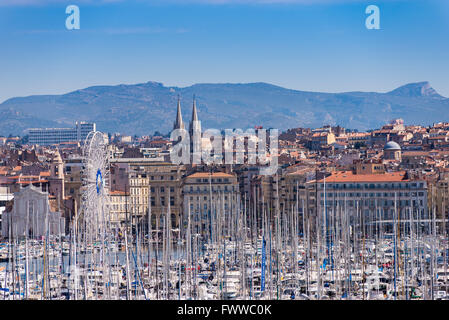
(81, 131, 111, 242)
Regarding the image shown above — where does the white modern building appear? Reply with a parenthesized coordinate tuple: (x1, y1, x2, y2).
(28, 121, 96, 145)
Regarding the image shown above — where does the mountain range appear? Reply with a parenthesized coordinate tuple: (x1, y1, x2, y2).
(0, 81, 447, 136)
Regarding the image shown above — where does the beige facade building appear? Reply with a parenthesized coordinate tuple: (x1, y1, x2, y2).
(64, 156, 83, 210)
(347, 132, 371, 147)
(427, 170, 449, 228)
(249, 167, 318, 234)
(353, 160, 385, 175)
(310, 132, 336, 150)
(316, 170, 428, 231)
(182, 172, 239, 236)
(110, 159, 186, 230)
(48, 150, 64, 206)
(109, 190, 129, 231)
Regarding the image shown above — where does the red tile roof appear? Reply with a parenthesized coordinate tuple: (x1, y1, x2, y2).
(318, 171, 409, 183)
(187, 172, 234, 179)
(110, 191, 129, 196)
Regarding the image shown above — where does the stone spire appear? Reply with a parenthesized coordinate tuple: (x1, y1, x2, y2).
(189, 95, 201, 136)
(173, 96, 184, 130)
(189, 95, 202, 164)
(191, 94, 198, 122)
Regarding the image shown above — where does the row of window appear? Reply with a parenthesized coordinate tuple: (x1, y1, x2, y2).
(128, 175, 176, 185)
(320, 199, 424, 207)
(130, 186, 176, 195)
(118, 196, 177, 207)
(150, 196, 175, 206)
(195, 178, 230, 183)
(150, 175, 175, 181)
(189, 195, 232, 201)
(319, 182, 425, 190)
(189, 203, 230, 211)
(320, 192, 425, 198)
(185, 185, 235, 192)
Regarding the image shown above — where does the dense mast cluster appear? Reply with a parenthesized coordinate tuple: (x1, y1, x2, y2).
(0, 105, 449, 300)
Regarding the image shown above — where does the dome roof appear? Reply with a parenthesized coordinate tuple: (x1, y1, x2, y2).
(384, 141, 401, 151)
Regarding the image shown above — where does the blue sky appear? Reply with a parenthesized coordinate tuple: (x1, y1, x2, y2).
(0, 0, 448, 103)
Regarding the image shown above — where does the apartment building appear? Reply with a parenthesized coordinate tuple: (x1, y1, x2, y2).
(110, 159, 186, 230)
(182, 172, 239, 236)
(28, 122, 96, 145)
(316, 170, 428, 231)
(310, 132, 336, 151)
(109, 190, 129, 232)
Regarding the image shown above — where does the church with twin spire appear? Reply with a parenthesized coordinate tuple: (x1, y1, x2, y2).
(172, 96, 202, 162)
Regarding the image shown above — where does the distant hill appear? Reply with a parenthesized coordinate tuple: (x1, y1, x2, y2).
(0, 81, 448, 136)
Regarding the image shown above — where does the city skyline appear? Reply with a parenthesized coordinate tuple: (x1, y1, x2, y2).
(2, 0, 449, 304)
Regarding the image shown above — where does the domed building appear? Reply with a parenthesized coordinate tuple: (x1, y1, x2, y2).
(383, 141, 401, 161)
